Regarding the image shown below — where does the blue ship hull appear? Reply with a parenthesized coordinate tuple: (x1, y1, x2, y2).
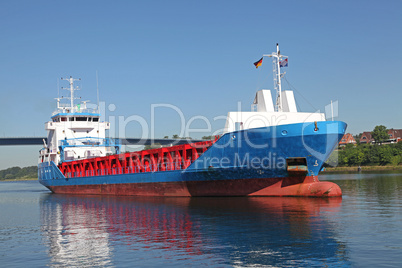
(39, 121, 347, 197)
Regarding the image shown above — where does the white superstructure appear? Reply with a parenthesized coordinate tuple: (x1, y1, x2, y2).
(223, 44, 325, 133)
(39, 76, 115, 165)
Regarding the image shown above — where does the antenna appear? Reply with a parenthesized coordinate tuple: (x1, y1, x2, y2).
(96, 71, 100, 113)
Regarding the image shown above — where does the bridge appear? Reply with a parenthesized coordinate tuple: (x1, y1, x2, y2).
(0, 137, 204, 146)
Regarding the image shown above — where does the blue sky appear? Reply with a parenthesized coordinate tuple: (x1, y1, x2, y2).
(0, 0, 401, 169)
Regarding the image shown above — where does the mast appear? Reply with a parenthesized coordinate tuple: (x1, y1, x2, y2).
(263, 43, 287, 112)
(275, 43, 283, 112)
(61, 76, 81, 112)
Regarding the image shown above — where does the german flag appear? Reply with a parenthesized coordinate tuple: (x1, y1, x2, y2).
(254, 57, 263, 68)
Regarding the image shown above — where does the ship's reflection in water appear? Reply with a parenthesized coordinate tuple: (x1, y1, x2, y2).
(40, 194, 349, 267)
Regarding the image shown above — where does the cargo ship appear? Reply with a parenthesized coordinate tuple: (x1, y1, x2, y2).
(38, 44, 346, 197)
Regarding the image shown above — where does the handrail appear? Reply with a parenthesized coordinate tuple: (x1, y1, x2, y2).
(64, 159, 192, 179)
(52, 108, 99, 116)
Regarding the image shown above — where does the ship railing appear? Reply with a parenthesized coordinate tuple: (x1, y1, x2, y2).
(52, 107, 99, 116)
(60, 137, 120, 147)
(59, 137, 121, 162)
(63, 160, 193, 178)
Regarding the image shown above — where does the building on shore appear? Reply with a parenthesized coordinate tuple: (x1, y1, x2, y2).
(387, 129, 402, 143)
(359, 132, 374, 144)
(339, 133, 357, 146)
(358, 129, 402, 145)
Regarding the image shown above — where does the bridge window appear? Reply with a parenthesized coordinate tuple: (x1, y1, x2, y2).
(69, 117, 74, 121)
(93, 118, 99, 122)
(76, 117, 87, 121)
(61, 117, 67, 121)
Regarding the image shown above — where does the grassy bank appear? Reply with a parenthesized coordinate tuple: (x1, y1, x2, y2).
(1, 176, 37, 182)
(322, 165, 402, 174)
(0, 166, 37, 181)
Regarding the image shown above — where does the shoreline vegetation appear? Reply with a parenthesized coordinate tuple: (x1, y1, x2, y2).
(321, 165, 402, 174)
(0, 166, 37, 181)
(326, 142, 402, 167)
(2, 177, 37, 181)
(322, 140, 402, 174)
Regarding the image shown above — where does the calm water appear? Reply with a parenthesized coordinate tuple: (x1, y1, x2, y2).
(1, 174, 402, 267)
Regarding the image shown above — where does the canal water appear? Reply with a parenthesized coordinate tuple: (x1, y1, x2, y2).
(1, 173, 401, 267)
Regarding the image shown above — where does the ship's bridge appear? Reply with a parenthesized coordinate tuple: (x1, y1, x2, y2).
(40, 76, 112, 165)
(51, 112, 101, 123)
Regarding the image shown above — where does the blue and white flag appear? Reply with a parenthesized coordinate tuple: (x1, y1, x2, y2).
(280, 58, 288, 67)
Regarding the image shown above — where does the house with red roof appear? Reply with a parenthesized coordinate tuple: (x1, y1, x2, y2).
(358, 129, 402, 144)
(339, 133, 356, 146)
(387, 129, 402, 143)
(360, 132, 374, 144)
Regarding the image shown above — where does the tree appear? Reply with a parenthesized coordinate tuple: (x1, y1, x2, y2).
(354, 133, 362, 145)
(366, 145, 380, 164)
(391, 155, 402, 166)
(372, 125, 389, 144)
(172, 134, 179, 139)
(163, 136, 169, 139)
(144, 143, 162, 150)
(325, 150, 339, 167)
(327, 140, 402, 167)
(378, 145, 392, 165)
(350, 148, 365, 166)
